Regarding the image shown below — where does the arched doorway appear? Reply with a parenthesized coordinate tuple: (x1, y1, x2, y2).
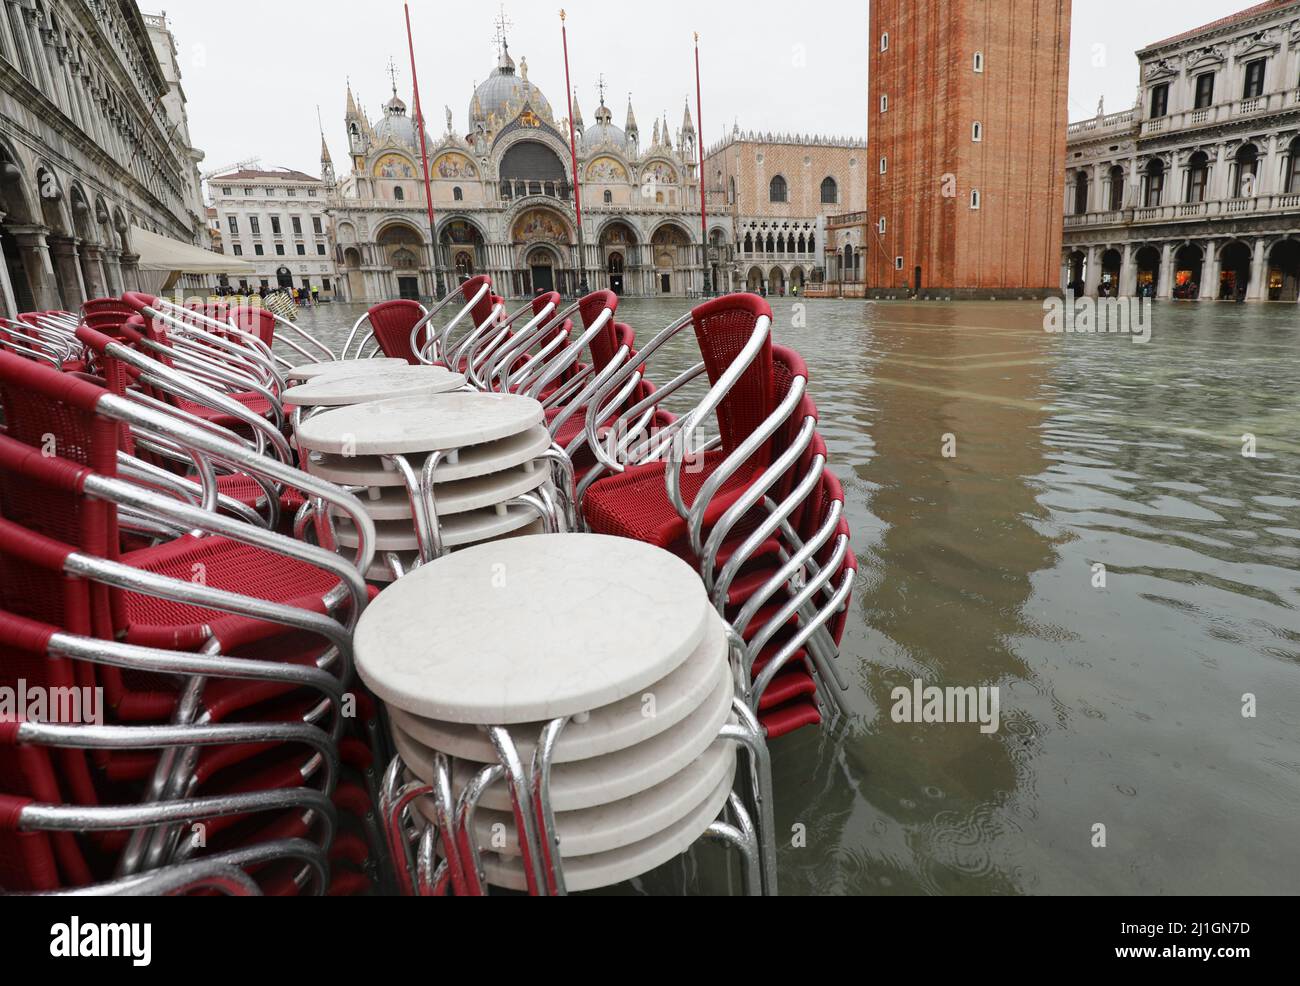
(1100, 248, 1122, 295)
(526, 245, 557, 294)
(1107, 165, 1126, 211)
(1066, 250, 1086, 292)
(650, 223, 690, 295)
(789, 266, 805, 293)
(0, 143, 39, 314)
(1173, 244, 1203, 299)
(746, 266, 763, 293)
(1072, 171, 1089, 214)
(1266, 239, 1300, 301)
(768, 267, 786, 296)
(275, 265, 294, 289)
(511, 207, 572, 295)
(1135, 245, 1160, 296)
(343, 247, 363, 301)
(439, 219, 485, 283)
(1218, 241, 1252, 300)
(599, 221, 636, 295)
(377, 222, 426, 300)
(842, 244, 856, 284)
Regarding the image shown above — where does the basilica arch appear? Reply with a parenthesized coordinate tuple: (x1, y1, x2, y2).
(597, 220, 638, 294)
(649, 220, 695, 295)
(375, 220, 431, 300)
(438, 216, 488, 283)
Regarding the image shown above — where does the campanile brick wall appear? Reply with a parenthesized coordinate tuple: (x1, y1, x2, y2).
(868, 0, 1071, 297)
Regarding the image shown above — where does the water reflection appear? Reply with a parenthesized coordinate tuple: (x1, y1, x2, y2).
(296, 298, 1300, 895)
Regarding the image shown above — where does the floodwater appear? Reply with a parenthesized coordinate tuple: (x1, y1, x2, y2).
(296, 297, 1300, 895)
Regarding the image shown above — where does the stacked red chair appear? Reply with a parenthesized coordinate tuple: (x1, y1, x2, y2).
(573, 293, 855, 737)
(0, 351, 389, 894)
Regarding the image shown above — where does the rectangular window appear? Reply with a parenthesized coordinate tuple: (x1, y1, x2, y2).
(1243, 58, 1265, 98)
(275, 244, 285, 255)
(322, 277, 331, 290)
(308, 189, 317, 197)
(316, 244, 327, 255)
(227, 216, 238, 234)
(296, 244, 306, 255)
(312, 216, 323, 235)
(243, 187, 253, 195)
(880, 94, 888, 113)
(973, 51, 984, 73)
(879, 157, 887, 174)
(270, 216, 282, 235)
(878, 217, 886, 234)
(286, 188, 296, 196)
(894, 256, 904, 271)
(1194, 72, 1215, 109)
(232, 244, 243, 256)
(221, 187, 232, 195)
(1149, 83, 1169, 118)
(254, 244, 264, 256)
(291, 216, 303, 235)
(250, 216, 261, 235)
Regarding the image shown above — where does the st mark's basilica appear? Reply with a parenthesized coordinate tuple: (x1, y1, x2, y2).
(329, 35, 713, 302)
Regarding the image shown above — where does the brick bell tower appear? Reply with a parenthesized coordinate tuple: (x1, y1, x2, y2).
(867, 0, 1072, 298)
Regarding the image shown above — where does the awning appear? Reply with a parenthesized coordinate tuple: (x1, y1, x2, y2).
(128, 228, 253, 293)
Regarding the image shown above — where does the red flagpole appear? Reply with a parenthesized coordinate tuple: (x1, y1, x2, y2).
(405, 3, 442, 295)
(694, 32, 709, 294)
(560, 9, 588, 295)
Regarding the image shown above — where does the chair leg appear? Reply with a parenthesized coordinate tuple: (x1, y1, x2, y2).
(703, 792, 765, 896)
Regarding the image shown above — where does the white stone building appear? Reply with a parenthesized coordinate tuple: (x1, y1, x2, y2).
(329, 35, 710, 302)
(0, 3, 207, 317)
(209, 167, 338, 297)
(1063, 0, 1300, 302)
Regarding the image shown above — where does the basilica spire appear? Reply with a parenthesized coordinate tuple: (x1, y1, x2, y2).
(572, 90, 583, 136)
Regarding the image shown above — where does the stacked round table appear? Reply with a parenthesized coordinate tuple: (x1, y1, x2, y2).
(355, 534, 765, 894)
(284, 357, 410, 385)
(295, 391, 558, 581)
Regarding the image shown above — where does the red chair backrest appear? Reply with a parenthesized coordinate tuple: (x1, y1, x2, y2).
(366, 300, 425, 364)
(578, 291, 620, 372)
(229, 306, 277, 347)
(459, 275, 494, 328)
(689, 293, 775, 458)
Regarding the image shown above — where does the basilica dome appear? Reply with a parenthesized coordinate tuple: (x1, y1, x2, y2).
(374, 91, 419, 147)
(580, 101, 625, 152)
(470, 45, 552, 127)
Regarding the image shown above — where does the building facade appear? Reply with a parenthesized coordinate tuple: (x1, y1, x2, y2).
(867, 0, 1072, 298)
(703, 131, 866, 296)
(1063, 0, 1300, 302)
(209, 167, 338, 297)
(329, 38, 710, 303)
(0, 3, 205, 318)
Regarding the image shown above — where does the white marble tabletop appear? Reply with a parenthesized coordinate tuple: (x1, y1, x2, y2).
(355, 533, 712, 723)
(305, 425, 552, 487)
(296, 391, 544, 455)
(329, 462, 547, 520)
(388, 610, 728, 762)
(416, 740, 736, 858)
(284, 365, 464, 407)
(391, 659, 733, 811)
(480, 771, 733, 892)
(285, 358, 409, 382)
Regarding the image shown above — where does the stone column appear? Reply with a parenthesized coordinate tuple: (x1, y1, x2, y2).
(1119, 243, 1137, 297)
(1084, 245, 1102, 295)
(78, 244, 108, 299)
(46, 236, 87, 310)
(7, 226, 61, 312)
(118, 252, 141, 294)
(102, 249, 123, 296)
(1204, 241, 1222, 301)
(1159, 242, 1175, 300)
(1248, 238, 1268, 301)
(1260, 134, 1280, 196)
(1211, 143, 1229, 201)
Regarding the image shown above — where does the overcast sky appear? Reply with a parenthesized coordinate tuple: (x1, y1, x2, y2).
(157, 0, 1255, 183)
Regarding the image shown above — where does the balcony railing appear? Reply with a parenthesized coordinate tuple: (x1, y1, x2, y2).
(1068, 192, 1300, 228)
(1066, 108, 1138, 138)
(1139, 90, 1299, 136)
